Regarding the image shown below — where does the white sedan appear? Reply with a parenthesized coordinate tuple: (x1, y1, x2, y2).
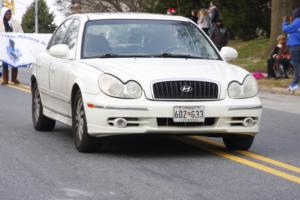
(31, 13, 262, 152)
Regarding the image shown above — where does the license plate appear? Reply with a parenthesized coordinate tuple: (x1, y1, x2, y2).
(173, 106, 205, 122)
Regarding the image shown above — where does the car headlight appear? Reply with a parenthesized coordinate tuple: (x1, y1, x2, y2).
(228, 75, 258, 99)
(98, 74, 142, 99)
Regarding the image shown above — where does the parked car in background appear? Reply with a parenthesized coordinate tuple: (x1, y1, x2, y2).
(31, 13, 262, 152)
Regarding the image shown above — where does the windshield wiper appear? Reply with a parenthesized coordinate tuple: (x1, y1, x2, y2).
(97, 53, 125, 58)
(89, 53, 216, 60)
(96, 54, 153, 58)
(153, 53, 211, 59)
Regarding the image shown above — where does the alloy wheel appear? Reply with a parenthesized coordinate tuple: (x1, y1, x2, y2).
(75, 98, 84, 142)
(33, 88, 41, 124)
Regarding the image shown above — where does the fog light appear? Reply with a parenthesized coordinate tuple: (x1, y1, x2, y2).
(113, 118, 127, 128)
(243, 117, 255, 127)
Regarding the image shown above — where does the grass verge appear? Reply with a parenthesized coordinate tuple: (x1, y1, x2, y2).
(257, 78, 290, 88)
(229, 38, 268, 72)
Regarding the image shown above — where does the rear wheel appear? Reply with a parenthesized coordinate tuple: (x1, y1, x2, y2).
(223, 135, 254, 150)
(32, 82, 56, 131)
(72, 90, 98, 153)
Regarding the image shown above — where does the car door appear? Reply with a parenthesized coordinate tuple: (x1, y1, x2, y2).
(36, 19, 73, 110)
(36, 52, 52, 108)
(49, 19, 80, 117)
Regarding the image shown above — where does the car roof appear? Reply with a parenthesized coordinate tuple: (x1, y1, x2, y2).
(71, 12, 191, 22)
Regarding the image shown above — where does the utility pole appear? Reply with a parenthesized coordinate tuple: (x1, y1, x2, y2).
(35, 0, 38, 33)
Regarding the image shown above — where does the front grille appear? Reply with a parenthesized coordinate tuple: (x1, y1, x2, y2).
(153, 81, 218, 100)
(157, 118, 216, 127)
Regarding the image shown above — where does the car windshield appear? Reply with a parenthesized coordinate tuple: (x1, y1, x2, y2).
(82, 19, 220, 60)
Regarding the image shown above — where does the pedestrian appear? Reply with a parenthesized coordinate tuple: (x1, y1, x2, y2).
(197, 9, 211, 35)
(282, 9, 300, 91)
(190, 10, 198, 24)
(209, 1, 220, 25)
(0, 7, 23, 85)
(210, 19, 229, 50)
(268, 35, 290, 79)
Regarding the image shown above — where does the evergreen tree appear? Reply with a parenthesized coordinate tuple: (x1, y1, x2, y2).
(21, 0, 56, 33)
(217, 0, 270, 40)
(147, 0, 270, 41)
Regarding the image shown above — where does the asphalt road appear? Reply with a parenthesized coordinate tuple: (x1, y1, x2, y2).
(0, 69, 300, 200)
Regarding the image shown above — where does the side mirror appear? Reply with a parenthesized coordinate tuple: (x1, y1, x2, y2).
(49, 44, 70, 58)
(220, 47, 238, 61)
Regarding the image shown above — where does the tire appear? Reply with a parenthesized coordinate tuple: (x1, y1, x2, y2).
(72, 90, 98, 153)
(32, 82, 56, 131)
(223, 135, 254, 150)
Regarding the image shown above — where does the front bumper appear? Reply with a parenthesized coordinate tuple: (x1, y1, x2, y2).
(83, 93, 262, 137)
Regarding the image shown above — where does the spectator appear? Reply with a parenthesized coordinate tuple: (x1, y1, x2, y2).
(210, 19, 229, 50)
(191, 10, 198, 24)
(267, 35, 290, 79)
(167, 8, 176, 15)
(197, 9, 211, 35)
(0, 7, 23, 85)
(282, 8, 300, 91)
(209, 1, 220, 24)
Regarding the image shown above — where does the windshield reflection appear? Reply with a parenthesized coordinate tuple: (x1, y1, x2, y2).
(82, 19, 220, 60)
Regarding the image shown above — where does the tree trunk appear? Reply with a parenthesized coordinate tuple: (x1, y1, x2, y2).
(267, 0, 300, 54)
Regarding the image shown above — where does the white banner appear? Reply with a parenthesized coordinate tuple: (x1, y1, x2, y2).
(0, 33, 52, 68)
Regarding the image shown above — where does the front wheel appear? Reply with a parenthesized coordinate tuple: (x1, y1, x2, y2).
(223, 135, 254, 150)
(32, 82, 56, 131)
(72, 90, 98, 153)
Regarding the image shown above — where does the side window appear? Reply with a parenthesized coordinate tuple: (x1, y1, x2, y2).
(63, 19, 80, 50)
(48, 19, 73, 48)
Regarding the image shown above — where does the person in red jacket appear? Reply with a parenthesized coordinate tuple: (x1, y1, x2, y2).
(269, 35, 291, 79)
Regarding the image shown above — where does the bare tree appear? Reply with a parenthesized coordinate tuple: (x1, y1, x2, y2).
(268, 0, 300, 53)
(56, 0, 153, 15)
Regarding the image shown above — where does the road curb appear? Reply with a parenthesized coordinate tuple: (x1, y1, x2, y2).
(259, 86, 300, 96)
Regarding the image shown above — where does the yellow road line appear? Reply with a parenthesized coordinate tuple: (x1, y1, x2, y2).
(0, 78, 31, 93)
(0, 79, 31, 89)
(9, 82, 30, 89)
(210, 148, 300, 184)
(236, 150, 300, 174)
(192, 136, 300, 175)
(181, 138, 300, 185)
(191, 136, 224, 148)
(1, 80, 30, 90)
(7, 84, 31, 93)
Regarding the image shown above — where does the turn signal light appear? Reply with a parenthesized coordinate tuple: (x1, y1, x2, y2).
(87, 103, 95, 108)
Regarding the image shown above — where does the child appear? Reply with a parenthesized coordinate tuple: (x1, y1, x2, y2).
(269, 35, 290, 79)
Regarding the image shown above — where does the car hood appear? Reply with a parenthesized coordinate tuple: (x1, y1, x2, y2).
(80, 58, 249, 99)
